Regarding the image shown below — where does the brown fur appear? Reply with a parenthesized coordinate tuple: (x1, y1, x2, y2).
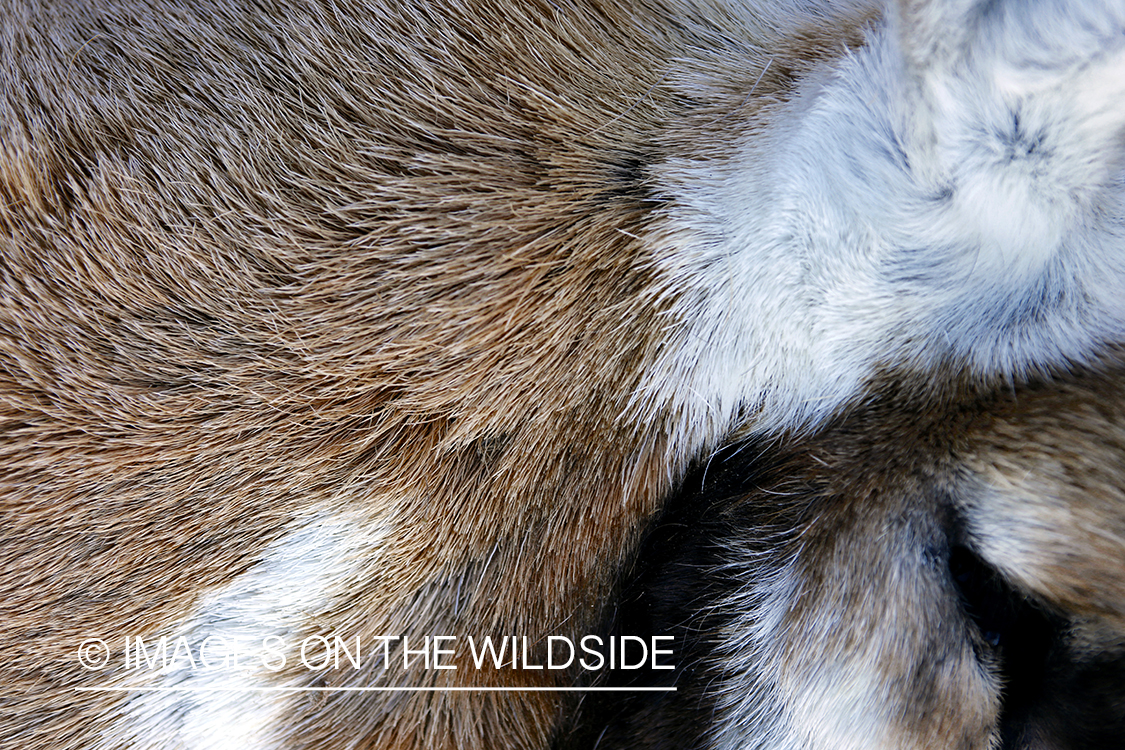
(791, 357, 1125, 747)
(0, 2, 877, 749)
(559, 352, 1125, 749)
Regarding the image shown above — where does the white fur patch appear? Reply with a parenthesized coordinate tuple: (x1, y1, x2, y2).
(708, 558, 903, 750)
(640, 0, 1125, 461)
(98, 512, 388, 750)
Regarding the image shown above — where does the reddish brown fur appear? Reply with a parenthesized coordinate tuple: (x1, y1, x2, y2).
(0, 2, 877, 749)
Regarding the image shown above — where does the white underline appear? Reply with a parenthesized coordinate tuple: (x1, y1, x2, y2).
(75, 686, 676, 693)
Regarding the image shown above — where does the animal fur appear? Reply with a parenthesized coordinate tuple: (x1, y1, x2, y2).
(1, 0, 1124, 748)
(559, 351, 1125, 750)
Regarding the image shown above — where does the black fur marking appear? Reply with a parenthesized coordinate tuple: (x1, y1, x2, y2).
(949, 545, 1125, 749)
(551, 439, 789, 750)
(599, 151, 656, 204)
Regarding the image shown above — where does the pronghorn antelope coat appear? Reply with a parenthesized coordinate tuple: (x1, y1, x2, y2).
(2, 0, 1125, 749)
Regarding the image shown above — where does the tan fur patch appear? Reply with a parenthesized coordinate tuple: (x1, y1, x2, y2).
(0, 2, 868, 748)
